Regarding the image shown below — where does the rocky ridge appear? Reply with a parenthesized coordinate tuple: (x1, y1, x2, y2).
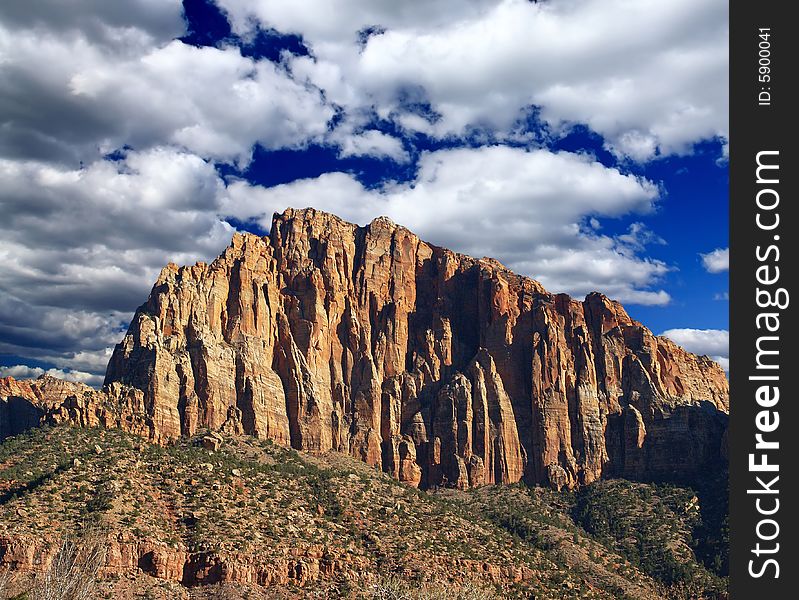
(1, 208, 729, 490)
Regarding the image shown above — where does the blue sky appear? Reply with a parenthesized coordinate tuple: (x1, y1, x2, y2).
(0, 0, 729, 384)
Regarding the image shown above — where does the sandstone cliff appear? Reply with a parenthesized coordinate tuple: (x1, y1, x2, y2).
(1, 376, 92, 440)
(1, 208, 729, 489)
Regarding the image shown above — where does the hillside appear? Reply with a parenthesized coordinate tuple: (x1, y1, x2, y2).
(2, 208, 729, 494)
(0, 425, 726, 599)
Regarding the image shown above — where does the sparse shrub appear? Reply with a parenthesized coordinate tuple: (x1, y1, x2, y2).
(369, 575, 494, 600)
(572, 479, 726, 595)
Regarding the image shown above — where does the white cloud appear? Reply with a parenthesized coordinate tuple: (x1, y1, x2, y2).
(0, 18, 333, 166)
(333, 129, 409, 162)
(217, 0, 498, 45)
(222, 146, 671, 304)
(0, 364, 102, 387)
(220, 0, 728, 161)
(661, 328, 729, 371)
(0, 1, 184, 45)
(0, 364, 45, 380)
(661, 328, 728, 356)
(0, 148, 236, 376)
(700, 247, 729, 273)
(0, 1, 727, 383)
(0, 0, 729, 171)
(615, 222, 666, 253)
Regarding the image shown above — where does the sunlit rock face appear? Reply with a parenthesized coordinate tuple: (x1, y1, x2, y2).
(4, 208, 729, 489)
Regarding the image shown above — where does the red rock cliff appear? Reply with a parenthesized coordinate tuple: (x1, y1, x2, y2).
(2, 208, 729, 489)
(99, 208, 729, 488)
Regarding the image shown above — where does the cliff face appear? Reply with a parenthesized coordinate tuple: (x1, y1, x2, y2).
(2, 208, 729, 489)
(98, 208, 729, 488)
(1, 376, 90, 440)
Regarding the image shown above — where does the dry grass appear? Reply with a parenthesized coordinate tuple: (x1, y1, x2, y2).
(368, 576, 495, 600)
(0, 568, 14, 598)
(30, 534, 106, 600)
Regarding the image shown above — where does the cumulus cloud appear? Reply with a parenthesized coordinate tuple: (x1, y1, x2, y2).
(0, 148, 236, 376)
(331, 129, 409, 162)
(0, 364, 45, 380)
(222, 146, 671, 304)
(219, 0, 728, 161)
(661, 328, 728, 371)
(0, 0, 728, 166)
(0, 1, 726, 383)
(0, 1, 184, 44)
(0, 364, 103, 387)
(0, 12, 333, 166)
(700, 247, 729, 273)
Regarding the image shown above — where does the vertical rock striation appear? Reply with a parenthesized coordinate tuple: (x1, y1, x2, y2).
(4, 208, 729, 489)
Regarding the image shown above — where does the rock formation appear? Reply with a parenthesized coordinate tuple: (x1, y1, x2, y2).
(1, 376, 90, 440)
(1, 208, 729, 489)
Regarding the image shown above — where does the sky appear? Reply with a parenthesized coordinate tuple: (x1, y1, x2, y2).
(0, 0, 729, 386)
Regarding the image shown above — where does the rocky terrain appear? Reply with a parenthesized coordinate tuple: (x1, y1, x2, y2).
(1, 208, 728, 493)
(0, 425, 726, 599)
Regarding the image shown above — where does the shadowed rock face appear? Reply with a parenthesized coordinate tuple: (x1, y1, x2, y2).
(0, 376, 82, 440)
(2, 209, 729, 489)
